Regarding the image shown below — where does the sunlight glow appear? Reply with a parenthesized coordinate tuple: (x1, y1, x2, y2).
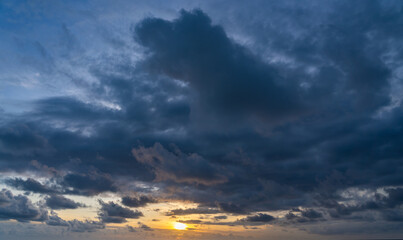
(173, 222, 187, 230)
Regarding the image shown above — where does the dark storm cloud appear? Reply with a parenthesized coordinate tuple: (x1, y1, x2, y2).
(383, 188, 403, 208)
(62, 172, 118, 196)
(1, 1, 403, 235)
(0, 124, 47, 151)
(98, 200, 143, 223)
(45, 195, 85, 210)
(300, 209, 323, 219)
(0, 189, 48, 222)
(134, 9, 301, 118)
(217, 202, 248, 214)
(5, 178, 58, 194)
(129, 5, 403, 222)
(121, 195, 156, 208)
(241, 213, 275, 223)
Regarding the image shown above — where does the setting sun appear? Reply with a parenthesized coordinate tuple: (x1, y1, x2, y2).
(173, 222, 187, 230)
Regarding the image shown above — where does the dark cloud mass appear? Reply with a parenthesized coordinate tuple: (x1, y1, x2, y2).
(0, 189, 48, 222)
(62, 172, 118, 196)
(5, 178, 58, 194)
(121, 195, 156, 208)
(98, 200, 143, 223)
(242, 213, 275, 223)
(1, 0, 403, 237)
(134, 9, 301, 117)
(45, 195, 85, 210)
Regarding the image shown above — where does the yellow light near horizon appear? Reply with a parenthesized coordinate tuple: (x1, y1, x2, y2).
(173, 222, 187, 230)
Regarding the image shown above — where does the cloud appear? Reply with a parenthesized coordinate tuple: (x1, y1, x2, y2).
(179, 213, 276, 227)
(5, 178, 58, 194)
(138, 222, 153, 231)
(45, 195, 85, 210)
(166, 207, 220, 216)
(217, 202, 248, 214)
(132, 143, 226, 185)
(301, 209, 323, 219)
(315, 187, 403, 220)
(62, 171, 118, 196)
(0, 124, 48, 151)
(0, 189, 48, 222)
(214, 215, 227, 221)
(178, 219, 202, 224)
(241, 213, 275, 223)
(1, 2, 403, 236)
(46, 212, 104, 232)
(121, 195, 156, 208)
(134, 9, 302, 118)
(127, 225, 136, 232)
(383, 188, 403, 208)
(98, 200, 143, 223)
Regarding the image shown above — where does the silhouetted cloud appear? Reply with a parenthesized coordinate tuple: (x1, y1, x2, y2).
(62, 172, 118, 196)
(98, 200, 143, 223)
(138, 222, 153, 231)
(217, 202, 248, 214)
(241, 213, 275, 223)
(45, 195, 85, 210)
(5, 178, 58, 194)
(0, 189, 48, 222)
(121, 195, 156, 208)
(134, 9, 302, 118)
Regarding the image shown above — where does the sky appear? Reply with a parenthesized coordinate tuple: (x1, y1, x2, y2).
(0, 0, 403, 239)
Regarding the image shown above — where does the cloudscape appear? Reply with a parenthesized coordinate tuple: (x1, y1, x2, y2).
(1, 1, 403, 239)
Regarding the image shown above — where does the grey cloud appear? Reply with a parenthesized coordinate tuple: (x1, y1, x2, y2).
(133, 143, 226, 185)
(134, 9, 302, 118)
(62, 171, 118, 196)
(138, 222, 153, 231)
(121, 195, 156, 208)
(46, 212, 105, 232)
(98, 200, 143, 223)
(45, 195, 85, 210)
(0, 124, 47, 151)
(241, 213, 275, 223)
(301, 209, 323, 219)
(0, 189, 48, 222)
(5, 178, 58, 194)
(214, 215, 227, 221)
(178, 219, 202, 224)
(1, 1, 403, 236)
(217, 202, 248, 214)
(181, 213, 276, 227)
(166, 207, 220, 216)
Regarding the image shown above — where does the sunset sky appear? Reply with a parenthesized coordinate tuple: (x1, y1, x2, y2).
(1, 1, 403, 239)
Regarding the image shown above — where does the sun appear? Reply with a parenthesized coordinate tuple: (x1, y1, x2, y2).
(173, 222, 187, 230)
